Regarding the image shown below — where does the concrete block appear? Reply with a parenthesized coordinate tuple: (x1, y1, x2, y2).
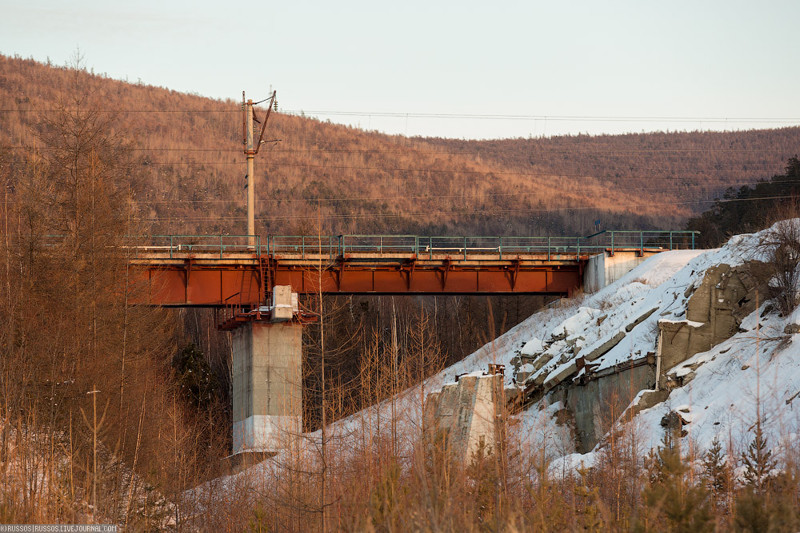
(271, 285, 294, 321)
(531, 352, 555, 371)
(565, 363, 656, 452)
(633, 389, 670, 413)
(657, 261, 771, 387)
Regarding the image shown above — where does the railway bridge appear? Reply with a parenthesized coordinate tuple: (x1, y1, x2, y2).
(129, 231, 697, 304)
(126, 230, 697, 456)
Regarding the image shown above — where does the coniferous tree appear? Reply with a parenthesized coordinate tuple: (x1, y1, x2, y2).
(641, 429, 712, 532)
(741, 422, 777, 494)
(702, 437, 732, 514)
(734, 488, 771, 533)
(734, 422, 783, 532)
(703, 438, 728, 494)
(687, 156, 800, 247)
(764, 470, 800, 532)
(574, 466, 605, 532)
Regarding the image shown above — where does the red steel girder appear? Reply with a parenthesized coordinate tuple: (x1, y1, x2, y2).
(128, 255, 583, 306)
(129, 266, 262, 306)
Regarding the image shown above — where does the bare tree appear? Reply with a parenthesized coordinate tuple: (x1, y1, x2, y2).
(759, 219, 800, 315)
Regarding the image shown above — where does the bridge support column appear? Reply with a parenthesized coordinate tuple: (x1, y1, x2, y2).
(231, 320, 303, 454)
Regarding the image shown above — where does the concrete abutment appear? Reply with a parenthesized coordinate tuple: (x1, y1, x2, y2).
(584, 250, 661, 293)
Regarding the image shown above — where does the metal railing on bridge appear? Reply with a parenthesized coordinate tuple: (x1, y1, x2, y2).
(129, 230, 698, 261)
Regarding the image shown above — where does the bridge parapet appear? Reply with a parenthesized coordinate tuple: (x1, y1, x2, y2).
(128, 230, 698, 260)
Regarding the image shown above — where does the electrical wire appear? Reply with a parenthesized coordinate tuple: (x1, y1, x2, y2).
(280, 109, 800, 123)
(135, 194, 800, 223)
(4, 142, 796, 155)
(1, 105, 799, 125)
(121, 179, 800, 206)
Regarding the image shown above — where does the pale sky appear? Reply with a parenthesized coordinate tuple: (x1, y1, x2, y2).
(2, 0, 799, 139)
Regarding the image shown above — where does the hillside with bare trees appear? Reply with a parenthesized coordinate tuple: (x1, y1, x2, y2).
(2, 54, 798, 239)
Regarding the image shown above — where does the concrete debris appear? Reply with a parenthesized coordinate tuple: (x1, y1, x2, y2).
(516, 363, 534, 383)
(424, 371, 504, 463)
(785, 323, 800, 335)
(519, 261, 772, 453)
(531, 342, 564, 371)
(631, 389, 670, 415)
(565, 335, 585, 349)
(519, 337, 545, 356)
(661, 411, 681, 430)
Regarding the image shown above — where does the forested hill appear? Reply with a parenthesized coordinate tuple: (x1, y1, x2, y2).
(426, 129, 800, 224)
(1, 54, 798, 237)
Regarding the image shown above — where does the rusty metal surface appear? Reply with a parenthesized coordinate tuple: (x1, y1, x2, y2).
(128, 252, 584, 306)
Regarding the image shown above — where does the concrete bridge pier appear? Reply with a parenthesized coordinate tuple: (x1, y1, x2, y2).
(231, 288, 303, 455)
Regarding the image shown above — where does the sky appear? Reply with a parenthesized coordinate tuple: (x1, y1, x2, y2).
(2, 0, 799, 140)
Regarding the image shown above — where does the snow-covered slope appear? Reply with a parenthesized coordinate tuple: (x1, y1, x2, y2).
(507, 221, 800, 468)
(214, 221, 800, 488)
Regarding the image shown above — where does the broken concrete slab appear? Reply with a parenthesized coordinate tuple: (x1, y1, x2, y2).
(625, 307, 658, 332)
(543, 361, 578, 392)
(531, 352, 554, 372)
(635, 389, 670, 412)
(583, 329, 627, 362)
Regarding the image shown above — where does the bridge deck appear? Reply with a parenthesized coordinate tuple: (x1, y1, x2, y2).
(126, 231, 698, 306)
(129, 251, 585, 306)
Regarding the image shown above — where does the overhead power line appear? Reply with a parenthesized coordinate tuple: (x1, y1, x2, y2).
(4, 142, 796, 156)
(124, 180, 800, 205)
(282, 109, 800, 124)
(1, 105, 800, 125)
(137, 194, 800, 223)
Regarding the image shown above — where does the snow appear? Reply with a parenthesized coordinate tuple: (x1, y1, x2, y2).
(375, 221, 800, 462)
(518, 362, 534, 374)
(787, 306, 800, 327)
(335, 242, 730, 465)
(520, 337, 544, 356)
(556, 307, 601, 339)
(659, 318, 705, 328)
